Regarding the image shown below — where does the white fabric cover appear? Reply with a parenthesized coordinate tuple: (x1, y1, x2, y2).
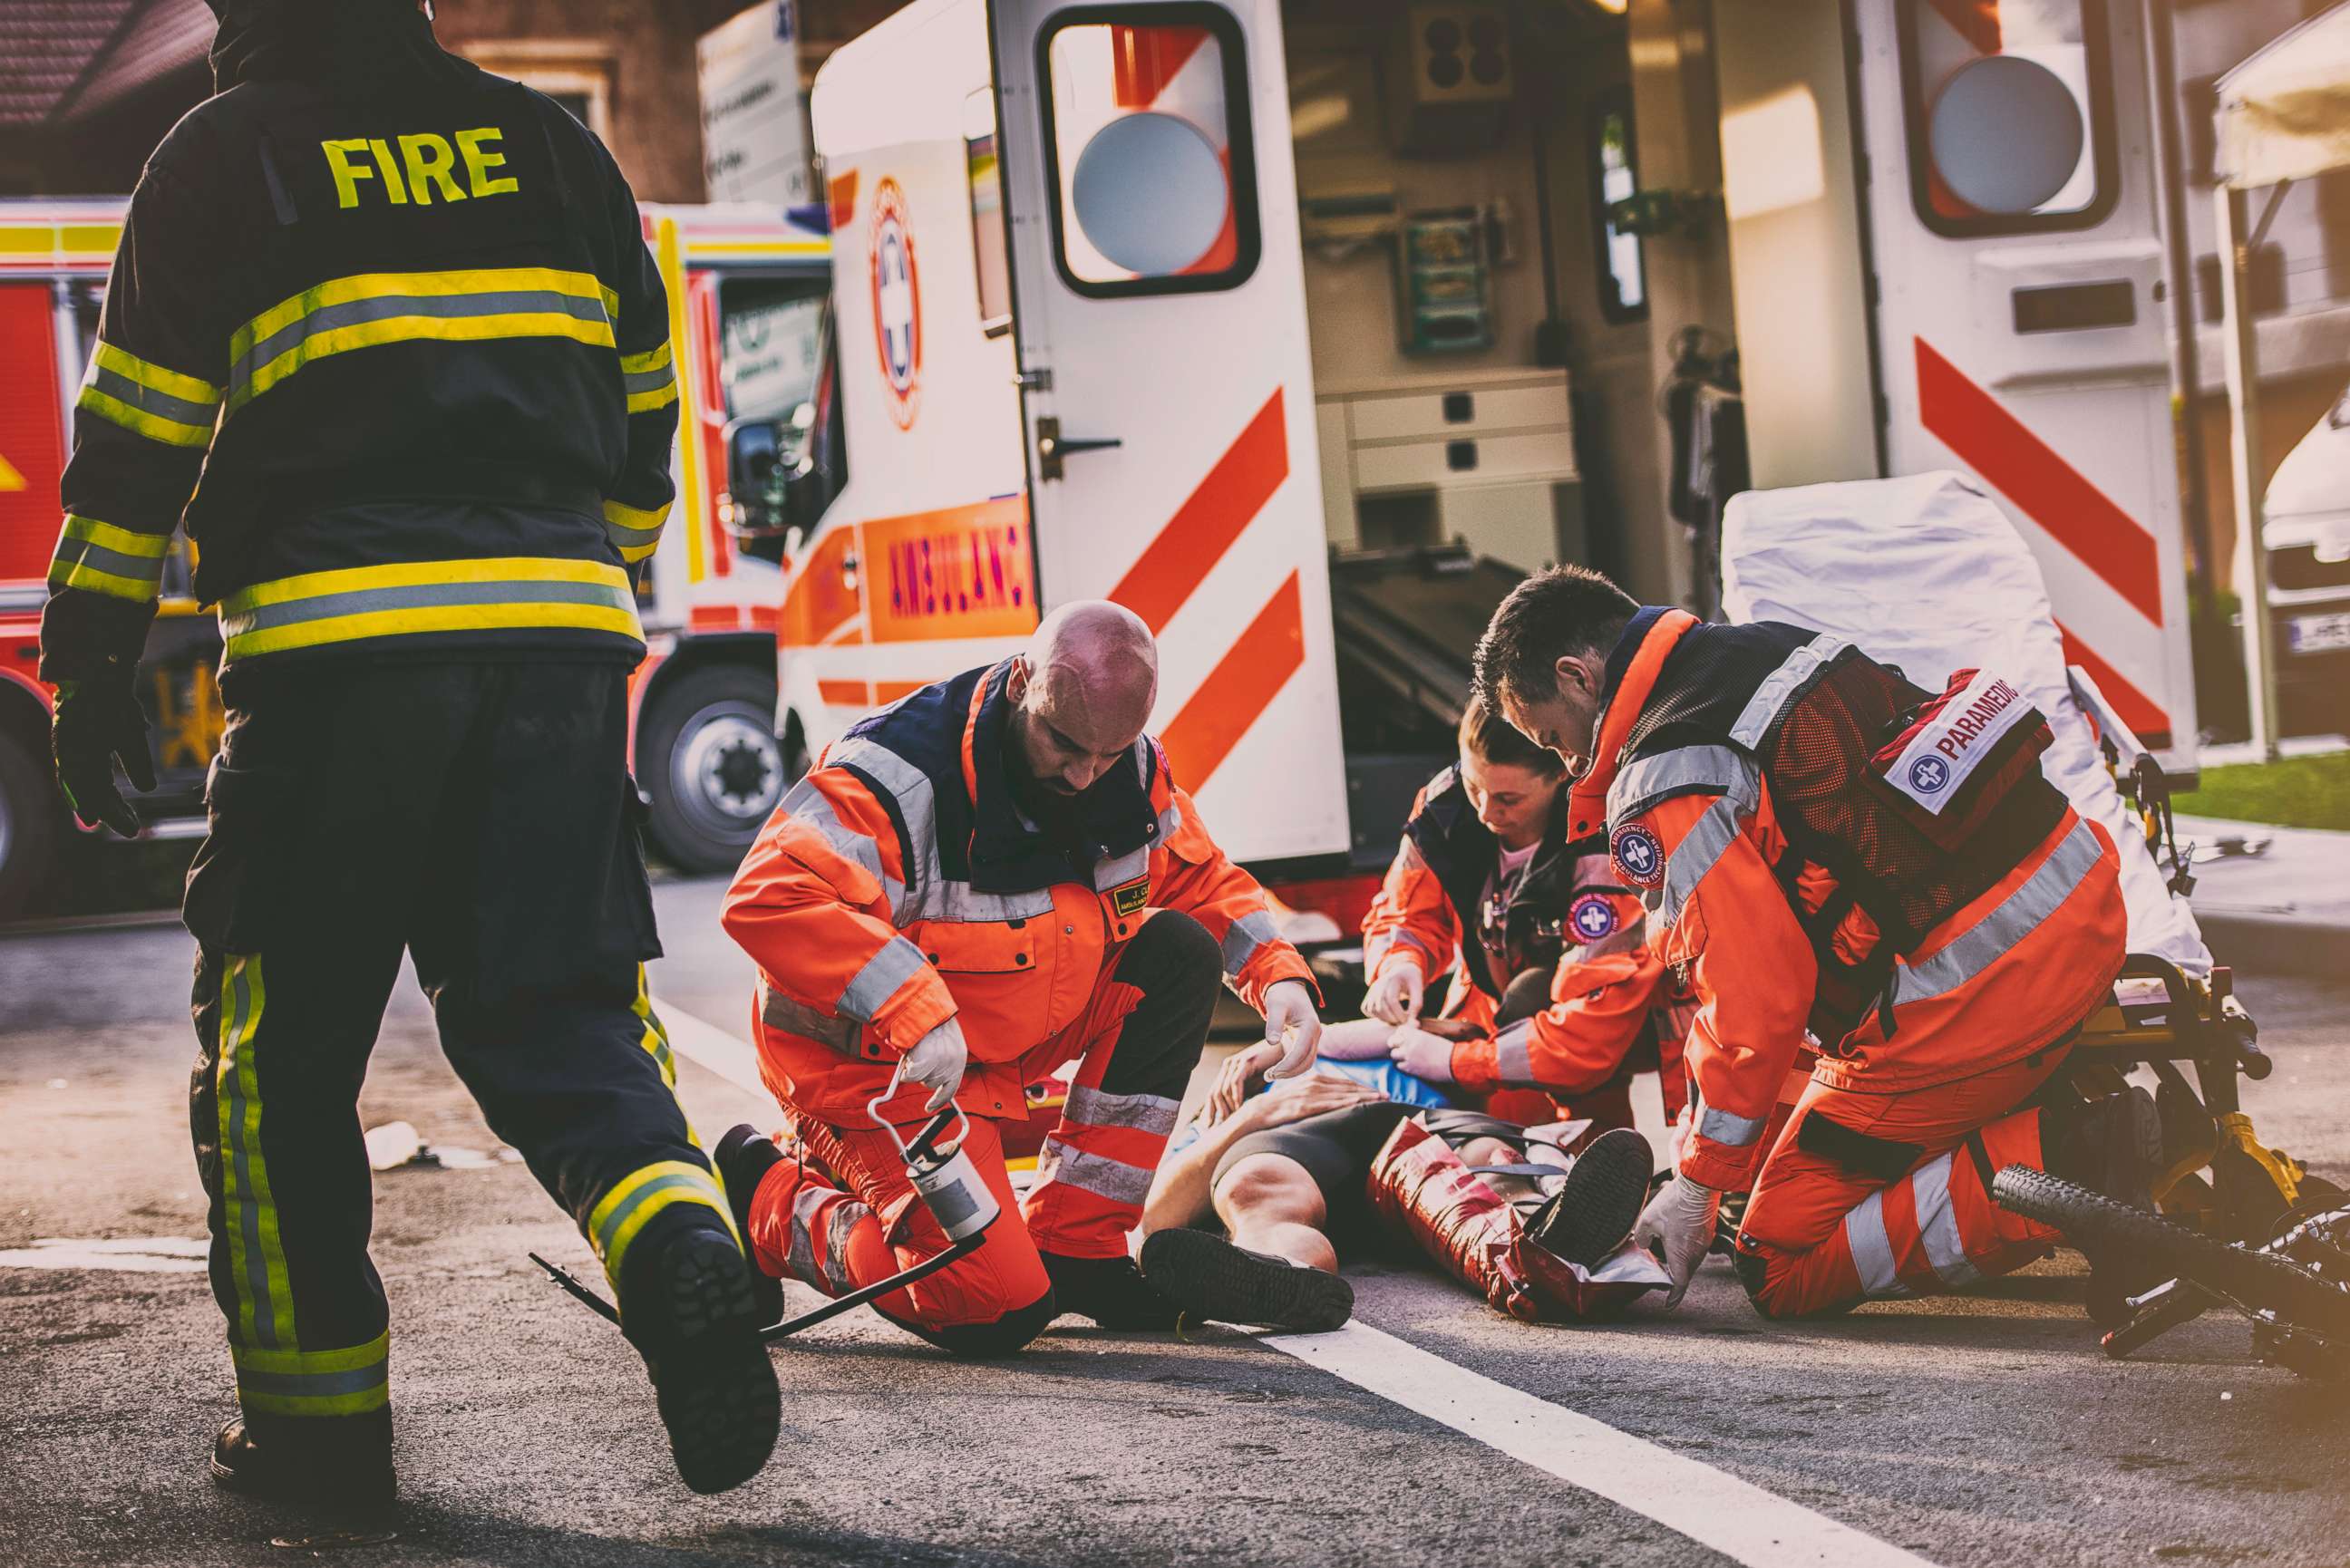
(1720, 471, 2210, 974)
(2216, 1, 2350, 189)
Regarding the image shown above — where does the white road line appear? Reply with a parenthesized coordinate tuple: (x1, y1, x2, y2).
(651, 994, 771, 1099)
(1266, 1322, 1936, 1568)
(0, 1235, 209, 1273)
(652, 996, 1937, 1568)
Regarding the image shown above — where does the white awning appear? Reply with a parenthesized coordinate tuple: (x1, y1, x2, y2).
(2215, 0, 2350, 189)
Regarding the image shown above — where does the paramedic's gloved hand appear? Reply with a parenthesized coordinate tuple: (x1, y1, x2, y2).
(900, 1015, 968, 1114)
(1634, 1172, 1720, 1308)
(1363, 959, 1425, 1026)
(1260, 980, 1323, 1080)
(51, 675, 153, 838)
(1387, 1024, 1457, 1084)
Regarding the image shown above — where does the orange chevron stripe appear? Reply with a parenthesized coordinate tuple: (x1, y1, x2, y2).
(1160, 572, 1304, 789)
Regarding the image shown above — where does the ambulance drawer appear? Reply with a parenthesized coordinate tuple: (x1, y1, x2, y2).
(1346, 380, 1570, 442)
(1353, 429, 1577, 493)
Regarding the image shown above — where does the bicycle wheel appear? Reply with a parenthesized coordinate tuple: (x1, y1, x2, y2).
(1992, 1166, 2350, 1334)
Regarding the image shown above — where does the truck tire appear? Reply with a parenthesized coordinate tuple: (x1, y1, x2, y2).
(1992, 1165, 2350, 1334)
(638, 664, 792, 876)
(0, 727, 59, 922)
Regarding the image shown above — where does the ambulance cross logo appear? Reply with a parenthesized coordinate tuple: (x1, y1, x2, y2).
(869, 178, 921, 431)
(1569, 894, 1618, 944)
(1909, 755, 1951, 795)
(1610, 823, 1665, 889)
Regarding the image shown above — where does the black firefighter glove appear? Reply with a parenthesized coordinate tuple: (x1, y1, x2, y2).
(52, 675, 154, 837)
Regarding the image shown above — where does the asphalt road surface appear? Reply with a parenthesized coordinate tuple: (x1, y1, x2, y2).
(3, 876, 2345, 1567)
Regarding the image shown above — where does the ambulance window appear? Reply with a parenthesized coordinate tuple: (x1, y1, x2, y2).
(1898, 0, 2117, 237)
(965, 89, 1015, 335)
(717, 275, 829, 428)
(1591, 93, 1646, 324)
(1039, 6, 1261, 297)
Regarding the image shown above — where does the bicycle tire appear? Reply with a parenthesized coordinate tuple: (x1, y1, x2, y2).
(1991, 1165, 2350, 1335)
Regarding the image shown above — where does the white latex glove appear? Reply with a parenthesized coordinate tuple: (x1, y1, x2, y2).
(1386, 1023, 1456, 1084)
(899, 1015, 968, 1113)
(1363, 959, 1426, 1027)
(1259, 980, 1322, 1080)
(1632, 1172, 1720, 1308)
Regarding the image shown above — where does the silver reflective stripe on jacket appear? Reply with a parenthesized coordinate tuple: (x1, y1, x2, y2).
(1646, 754, 1762, 930)
(1221, 909, 1281, 978)
(1063, 1084, 1180, 1136)
(760, 978, 860, 1053)
(1690, 1089, 1768, 1149)
(1032, 1137, 1153, 1206)
(1891, 817, 2102, 1006)
(779, 776, 908, 919)
(1493, 1020, 1535, 1087)
(1608, 743, 1752, 824)
(1910, 1152, 1981, 1288)
(1843, 1189, 1908, 1299)
(1093, 846, 1150, 892)
(1728, 633, 1850, 748)
(837, 935, 929, 1022)
(824, 737, 942, 908)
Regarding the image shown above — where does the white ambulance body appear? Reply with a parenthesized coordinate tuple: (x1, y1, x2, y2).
(774, 0, 2218, 876)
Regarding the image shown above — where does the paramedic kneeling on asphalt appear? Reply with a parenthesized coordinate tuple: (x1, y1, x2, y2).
(716, 602, 1335, 1352)
(1471, 567, 2183, 1318)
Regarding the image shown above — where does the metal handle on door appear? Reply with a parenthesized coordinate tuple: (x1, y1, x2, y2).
(1035, 415, 1122, 481)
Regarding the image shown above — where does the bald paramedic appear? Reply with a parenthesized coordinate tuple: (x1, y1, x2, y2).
(716, 602, 1341, 1351)
(1472, 566, 2207, 1318)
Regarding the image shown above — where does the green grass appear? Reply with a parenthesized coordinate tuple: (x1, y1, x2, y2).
(2175, 750, 2350, 832)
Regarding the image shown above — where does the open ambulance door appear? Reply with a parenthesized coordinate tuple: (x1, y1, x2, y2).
(1850, 0, 2197, 769)
(986, 0, 1349, 867)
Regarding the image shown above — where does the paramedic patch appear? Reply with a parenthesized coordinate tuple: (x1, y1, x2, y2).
(1569, 894, 1620, 943)
(1110, 876, 1150, 918)
(1610, 823, 1665, 889)
(1886, 668, 2033, 815)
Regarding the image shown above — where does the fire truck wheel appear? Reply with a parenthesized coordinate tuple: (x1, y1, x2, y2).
(639, 664, 793, 876)
(0, 727, 60, 921)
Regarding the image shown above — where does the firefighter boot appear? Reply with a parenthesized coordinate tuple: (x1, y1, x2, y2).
(617, 1210, 782, 1494)
(209, 1408, 396, 1512)
(714, 1124, 787, 1328)
(1138, 1228, 1355, 1332)
(1038, 1251, 1183, 1330)
(1526, 1128, 1656, 1271)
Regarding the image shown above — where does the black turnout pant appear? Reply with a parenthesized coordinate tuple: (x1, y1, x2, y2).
(186, 658, 730, 1431)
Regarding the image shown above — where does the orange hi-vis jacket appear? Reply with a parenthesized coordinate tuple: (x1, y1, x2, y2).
(723, 661, 1314, 1125)
(1361, 769, 1688, 1108)
(1569, 610, 2126, 1193)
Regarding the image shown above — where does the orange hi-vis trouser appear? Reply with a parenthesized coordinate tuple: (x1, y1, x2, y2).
(745, 910, 1219, 1354)
(1732, 1046, 2071, 1318)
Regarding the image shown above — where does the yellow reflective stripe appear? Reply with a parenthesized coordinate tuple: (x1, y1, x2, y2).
(218, 954, 294, 1351)
(626, 380, 680, 415)
(76, 384, 211, 446)
(60, 513, 170, 557)
(230, 1331, 391, 1417)
(221, 554, 626, 611)
(49, 558, 160, 602)
(231, 266, 612, 361)
(92, 339, 221, 405)
(225, 601, 643, 660)
(217, 556, 643, 661)
(603, 498, 670, 532)
(619, 343, 672, 375)
(237, 313, 616, 411)
(588, 1159, 736, 1287)
(634, 967, 676, 1089)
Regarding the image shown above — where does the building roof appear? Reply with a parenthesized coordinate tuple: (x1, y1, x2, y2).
(0, 0, 211, 129)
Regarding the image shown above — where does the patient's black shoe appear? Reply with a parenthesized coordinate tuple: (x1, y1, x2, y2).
(713, 1123, 787, 1327)
(1138, 1228, 1354, 1332)
(1526, 1128, 1655, 1271)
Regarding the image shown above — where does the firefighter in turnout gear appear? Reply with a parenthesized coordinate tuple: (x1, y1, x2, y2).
(38, 0, 778, 1503)
(716, 602, 1342, 1354)
(1471, 566, 2204, 1319)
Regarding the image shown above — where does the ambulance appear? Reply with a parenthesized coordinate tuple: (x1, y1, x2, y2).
(753, 0, 2209, 916)
(0, 199, 828, 915)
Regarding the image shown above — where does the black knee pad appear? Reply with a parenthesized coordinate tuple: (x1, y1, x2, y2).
(1730, 1243, 1777, 1316)
(919, 1291, 1057, 1360)
(1122, 909, 1221, 989)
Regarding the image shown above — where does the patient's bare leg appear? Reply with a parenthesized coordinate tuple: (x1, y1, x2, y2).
(1212, 1152, 1339, 1273)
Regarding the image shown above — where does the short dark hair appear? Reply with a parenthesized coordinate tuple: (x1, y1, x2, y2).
(1470, 565, 1638, 711)
(1457, 694, 1564, 779)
